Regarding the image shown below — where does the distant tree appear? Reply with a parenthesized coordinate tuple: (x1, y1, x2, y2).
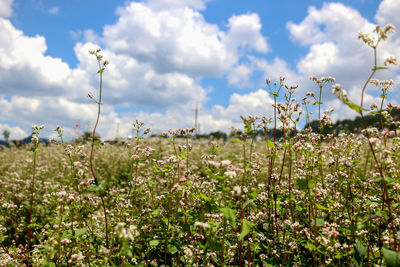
(2, 130, 10, 143)
(75, 131, 101, 143)
(209, 131, 228, 141)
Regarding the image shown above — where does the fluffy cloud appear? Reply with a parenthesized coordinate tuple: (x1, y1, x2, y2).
(0, 0, 13, 17)
(102, 2, 268, 77)
(375, 0, 400, 30)
(227, 64, 252, 88)
(211, 89, 274, 124)
(0, 18, 72, 97)
(115, 89, 276, 136)
(286, 1, 399, 108)
(224, 13, 268, 53)
(146, 0, 211, 10)
(103, 3, 234, 76)
(0, 123, 26, 140)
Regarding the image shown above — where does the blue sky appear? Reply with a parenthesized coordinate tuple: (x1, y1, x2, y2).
(0, 0, 399, 140)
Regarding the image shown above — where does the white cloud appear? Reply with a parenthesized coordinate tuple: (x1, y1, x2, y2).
(102, 3, 268, 78)
(0, 123, 26, 140)
(227, 64, 252, 88)
(287, 3, 372, 48)
(224, 13, 269, 53)
(48, 6, 60, 15)
(103, 3, 235, 76)
(115, 89, 276, 135)
(376, 0, 400, 30)
(0, 0, 13, 17)
(297, 42, 339, 75)
(0, 18, 71, 97)
(73, 42, 207, 107)
(146, 0, 211, 10)
(211, 89, 274, 124)
(286, 1, 399, 108)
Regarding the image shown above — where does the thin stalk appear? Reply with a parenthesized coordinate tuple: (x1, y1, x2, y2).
(360, 46, 397, 251)
(27, 140, 38, 264)
(88, 52, 109, 248)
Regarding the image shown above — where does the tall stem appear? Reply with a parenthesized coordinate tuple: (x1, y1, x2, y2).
(360, 46, 397, 251)
(88, 53, 109, 248)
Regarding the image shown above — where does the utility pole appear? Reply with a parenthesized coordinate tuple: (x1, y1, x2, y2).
(193, 104, 201, 136)
(116, 122, 120, 140)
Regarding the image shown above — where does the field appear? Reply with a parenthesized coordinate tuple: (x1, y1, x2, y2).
(1, 25, 400, 266)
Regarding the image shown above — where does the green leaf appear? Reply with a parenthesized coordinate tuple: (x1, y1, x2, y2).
(355, 241, 367, 258)
(221, 207, 236, 228)
(97, 68, 105, 74)
(182, 223, 191, 232)
(168, 244, 178, 255)
(372, 66, 388, 71)
(342, 99, 369, 114)
(41, 260, 56, 267)
(295, 178, 315, 190)
(75, 227, 87, 237)
(244, 199, 254, 209)
(369, 111, 381, 115)
(231, 139, 244, 144)
(151, 209, 163, 216)
(295, 178, 308, 190)
(376, 210, 389, 219)
(207, 239, 223, 251)
(304, 242, 316, 251)
(149, 239, 160, 248)
(383, 247, 400, 267)
(316, 203, 331, 211)
(239, 220, 252, 240)
(199, 193, 211, 202)
(316, 218, 325, 227)
(266, 139, 275, 148)
(312, 101, 323, 105)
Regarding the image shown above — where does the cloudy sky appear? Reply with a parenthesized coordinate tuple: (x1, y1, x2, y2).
(0, 0, 399, 140)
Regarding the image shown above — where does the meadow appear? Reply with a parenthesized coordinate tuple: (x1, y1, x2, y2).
(0, 24, 400, 266)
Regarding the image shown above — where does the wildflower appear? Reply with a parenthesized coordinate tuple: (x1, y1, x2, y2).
(232, 185, 241, 196)
(194, 221, 209, 229)
(220, 160, 231, 167)
(306, 91, 315, 98)
(61, 238, 71, 244)
(225, 170, 237, 179)
(370, 103, 378, 110)
(54, 125, 63, 135)
(31, 135, 39, 145)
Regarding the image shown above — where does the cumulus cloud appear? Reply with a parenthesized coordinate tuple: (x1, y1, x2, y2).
(0, 18, 71, 97)
(103, 3, 233, 76)
(115, 89, 276, 136)
(211, 89, 274, 124)
(375, 0, 400, 30)
(102, 2, 268, 77)
(0, 0, 13, 17)
(0, 123, 26, 140)
(286, 1, 399, 108)
(227, 64, 252, 88)
(146, 0, 212, 10)
(224, 13, 268, 53)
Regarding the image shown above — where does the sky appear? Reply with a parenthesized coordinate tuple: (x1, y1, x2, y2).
(0, 0, 399, 140)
